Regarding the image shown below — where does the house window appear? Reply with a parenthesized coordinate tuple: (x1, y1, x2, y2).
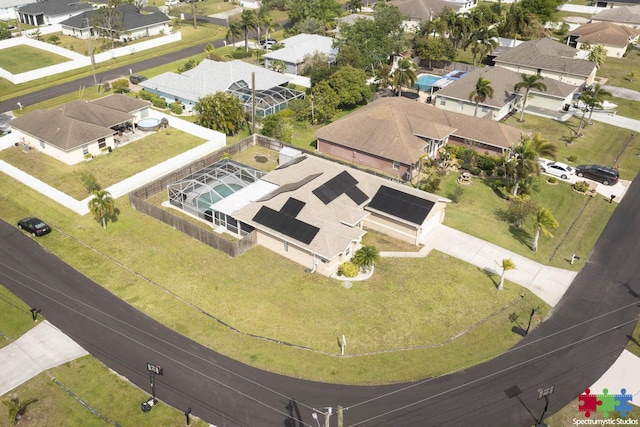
(345, 246, 351, 256)
(39, 139, 45, 149)
(440, 99, 445, 106)
(537, 68, 542, 75)
(283, 241, 288, 252)
(98, 138, 106, 149)
(392, 160, 400, 170)
(457, 102, 463, 111)
(82, 145, 89, 155)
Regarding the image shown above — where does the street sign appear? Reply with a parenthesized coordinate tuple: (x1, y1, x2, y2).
(146, 363, 163, 376)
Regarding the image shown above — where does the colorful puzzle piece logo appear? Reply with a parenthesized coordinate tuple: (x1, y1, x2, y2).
(577, 387, 634, 418)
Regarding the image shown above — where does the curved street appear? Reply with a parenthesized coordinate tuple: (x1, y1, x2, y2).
(0, 173, 638, 425)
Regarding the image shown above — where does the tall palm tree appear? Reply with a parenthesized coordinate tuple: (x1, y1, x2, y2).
(225, 19, 242, 47)
(469, 77, 494, 117)
(392, 57, 417, 97)
(239, 9, 258, 52)
(585, 83, 612, 124)
(514, 74, 547, 122)
(497, 258, 516, 291)
(506, 5, 531, 45)
(88, 189, 115, 229)
(531, 208, 559, 252)
(3, 397, 38, 426)
(575, 91, 593, 136)
(465, 27, 498, 66)
(509, 132, 557, 196)
(352, 245, 380, 272)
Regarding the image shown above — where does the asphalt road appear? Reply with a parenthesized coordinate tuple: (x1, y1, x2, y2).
(1, 174, 639, 426)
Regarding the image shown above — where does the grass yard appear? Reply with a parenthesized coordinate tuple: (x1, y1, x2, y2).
(598, 48, 640, 91)
(0, 172, 549, 384)
(0, 45, 70, 74)
(0, 355, 210, 427)
(0, 285, 36, 349)
(0, 128, 205, 200)
(543, 394, 640, 427)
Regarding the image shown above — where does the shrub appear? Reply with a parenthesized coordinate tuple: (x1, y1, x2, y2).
(497, 195, 539, 227)
(574, 181, 589, 193)
(567, 155, 577, 163)
(139, 90, 167, 109)
(476, 155, 497, 171)
(170, 102, 183, 115)
(547, 176, 557, 184)
(111, 79, 130, 93)
(102, 81, 111, 92)
(81, 172, 101, 194)
(178, 59, 198, 73)
(231, 48, 253, 59)
(338, 261, 359, 278)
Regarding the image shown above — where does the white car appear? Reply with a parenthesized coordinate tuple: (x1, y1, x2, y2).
(539, 159, 575, 179)
(165, 0, 180, 6)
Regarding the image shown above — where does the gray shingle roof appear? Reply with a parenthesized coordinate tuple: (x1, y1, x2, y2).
(316, 97, 526, 162)
(435, 66, 578, 108)
(591, 5, 640, 26)
(139, 59, 292, 103)
(91, 93, 151, 114)
(60, 4, 170, 31)
(570, 21, 640, 47)
(494, 38, 597, 78)
(390, 0, 464, 20)
(18, 0, 93, 16)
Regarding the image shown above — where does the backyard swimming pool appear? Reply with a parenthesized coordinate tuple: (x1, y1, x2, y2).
(414, 74, 440, 92)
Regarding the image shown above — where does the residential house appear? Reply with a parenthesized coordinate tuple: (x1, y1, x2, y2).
(568, 21, 640, 57)
(0, 0, 35, 21)
(493, 38, 598, 86)
(139, 59, 305, 116)
(224, 153, 450, 275)
(590, 0, 640, 9)
(433, 66, 578, 120)
(262, 34, 337, 75)
(590, 5, 640, 28)
(17, 0, 93, 26)
(60, 4, 171, 40)
(8, 94, 151, 165)
(315, 97, 525, 179)
(390, 0, 477, 23)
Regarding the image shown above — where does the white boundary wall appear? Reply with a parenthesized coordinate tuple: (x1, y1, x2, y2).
(0, 32, 181, 84)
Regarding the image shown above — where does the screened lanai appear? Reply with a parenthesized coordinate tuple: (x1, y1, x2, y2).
(168, 158, 267, 222)
(227, 80, 305, 117)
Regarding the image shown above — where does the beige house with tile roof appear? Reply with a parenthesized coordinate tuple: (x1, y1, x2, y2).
(569, 21, 640, 58)
(315, 97, 526, 179)
(9, 95, 150, 165)
(493, 38, 598, 86)
(591, 5, 640, 28)
(229, 154, 449, 276)
(433, 66, 579, 121)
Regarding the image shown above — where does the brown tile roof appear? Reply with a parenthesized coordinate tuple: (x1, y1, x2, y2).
(315, 97, 526, 159)
(435, 66, 578, 108)
(9, 109, 114, 151)
(91, 93, 151, 114)
(570, 21, 640, 47)
(591, 5, 640, 26)
(494, 38, 597, 78)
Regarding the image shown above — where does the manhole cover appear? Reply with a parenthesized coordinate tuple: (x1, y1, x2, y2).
(341, 281, 352, 289)
(254, 155, 268, 163)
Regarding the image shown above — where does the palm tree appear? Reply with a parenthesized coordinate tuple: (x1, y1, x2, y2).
(259, 10, 277, 45)
(352, 245, 380, 272)
(225, 19, 242, 47)
(575, 91, 593, 136)
(298, 17, 325, 35)
(465, 27, 498, 66)
(506, 5, 531, 45)
(469, 77, 494, 117)
(269, 59, 287, 73)
(204, 43, 215, 60)
(509, 132, 557, 196)
(531, 208, 559, 252)
(346, 0, 363, 13)
(585, 83, 612, 125)
(514, 74, 547, 122)
(239, 9, 258, 52)
(497, 258, 516, 291)
(88, 189, 115, 229)
(392, 57, 417, 97)
(3, 397, 38, 426)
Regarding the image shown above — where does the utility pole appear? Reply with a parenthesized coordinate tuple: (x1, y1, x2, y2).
(85, 18, 97, 88)
(251, 71, 256, 134)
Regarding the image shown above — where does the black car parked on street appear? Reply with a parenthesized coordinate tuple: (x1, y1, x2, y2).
(17, 217, 52, 237)
(575, 164, 619, 186)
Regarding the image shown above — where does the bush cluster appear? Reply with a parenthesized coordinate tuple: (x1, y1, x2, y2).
(139, 90, 167, 109)
(338, 261, 359, 278)
(574, 181, 589, 193)
(170, 102, 183, 115)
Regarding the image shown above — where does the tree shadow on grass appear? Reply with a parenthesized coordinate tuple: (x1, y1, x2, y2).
(508, 225, 532, 249)
(479, 266, 499, 288)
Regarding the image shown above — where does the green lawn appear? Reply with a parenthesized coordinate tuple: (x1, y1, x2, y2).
(0, 285, 36, 349)
(0, 45, 70, 74)
(0, 355, 209, 427)
(598, 48, 640, 91)
(0, 128, 205, 200)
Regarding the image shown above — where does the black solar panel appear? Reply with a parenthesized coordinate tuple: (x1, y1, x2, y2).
(253, 206, 319, 244)
(280, 198, 306, 217)
(367, 186, 434, 225)
(345, 186, 369, 205)
(313, 171, 358, 204)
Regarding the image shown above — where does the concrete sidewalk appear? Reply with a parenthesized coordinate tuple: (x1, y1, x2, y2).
(0, 321, 88, 397)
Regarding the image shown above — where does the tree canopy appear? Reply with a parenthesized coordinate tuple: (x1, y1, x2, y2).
(327, 65, 371, 107)
(195, 92, 245, 136)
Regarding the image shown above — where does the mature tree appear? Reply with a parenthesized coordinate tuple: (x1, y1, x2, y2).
(310, 80, 340, 124)
(300, 51, 330, 75)
(88, 190, 115, 229)
(531, 207, 559, 252)
(226, 19, 242, 46)
(497, 258, 516, 291)
(195, 92, 245, 135)
(336, 44, 366, 69)
(465, 26, 499, 66)
(521, 0, 557, 23)
(415, 36, 456, 69)
(261, 111, 293, 142)
(392, 57, 417, 97)
(589, 45, 607, 69)
(352, 245, 380, 271)
(0, 23, 11, 40)
(374, 63, 392, 88)
(585, 83, 612, 124)
(469, 77, 494, 117)
(92, 4, 124, 50)
(508, 132, 557, 196)
(346, 0, 364, 13)
(204, 43, 215, 59)
(3, 397, 38, 426)
(310, 65, 337, 87)
(298, 16, 325, 35)
(288, 0, 341, 27)
(328, 65, 371, 106)
(501, 195, 539, 227)
(505, 5, 532, 44)
(239, 9, 258, 52)
(514, 74, 547, 122)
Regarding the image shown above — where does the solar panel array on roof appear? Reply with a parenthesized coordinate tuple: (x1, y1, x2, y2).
(367, 186, 434, 225)
(253, 206, 319, 244)
(313, 171, 368, 205)
(280, 198, 306, 217)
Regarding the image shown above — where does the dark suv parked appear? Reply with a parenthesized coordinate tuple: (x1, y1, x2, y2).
(575, 164, 619, 185)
